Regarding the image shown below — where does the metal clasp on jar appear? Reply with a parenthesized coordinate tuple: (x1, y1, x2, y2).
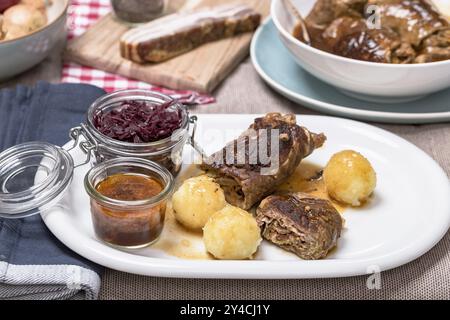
(66, 116, 206, 170)
(65, 124, 98, 168)
(187, 115, 207, 160)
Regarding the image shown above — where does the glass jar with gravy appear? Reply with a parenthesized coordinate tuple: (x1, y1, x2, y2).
(0, 144, 173, 249)
(84, 158, 174, 248)
(0, 89, 205, 252)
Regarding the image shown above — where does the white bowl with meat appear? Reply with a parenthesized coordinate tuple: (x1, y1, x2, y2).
(0, 0, 69, 81)
(271, 0, 450, 103)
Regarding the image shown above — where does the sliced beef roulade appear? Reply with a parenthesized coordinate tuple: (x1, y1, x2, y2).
(200, 113, 326, 210)
(256, 192, 343, 260)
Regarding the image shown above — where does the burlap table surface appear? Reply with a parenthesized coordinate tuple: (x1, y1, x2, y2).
(99, 59, 450, 300)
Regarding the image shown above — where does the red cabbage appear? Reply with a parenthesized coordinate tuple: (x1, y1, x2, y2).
(93, 100, 183, 143)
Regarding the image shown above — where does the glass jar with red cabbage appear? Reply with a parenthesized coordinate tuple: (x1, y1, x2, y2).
(71, 90, 194, 176)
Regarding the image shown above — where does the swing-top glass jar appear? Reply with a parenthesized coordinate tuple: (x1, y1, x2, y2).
(71, 89, 195, 176)
(0, 141, 174, 248)
(0, 89, 199, 248)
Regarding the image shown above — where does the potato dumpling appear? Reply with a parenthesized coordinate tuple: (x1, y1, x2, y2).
(3, 4, 47, 37)
(172, 175, 226, 230)
(3, 23, 28, 39)
(203, 206, 262, 260)
(0, 15, 5, 40)
(323, 150, 376, 206)
(20, 0, 47, 13)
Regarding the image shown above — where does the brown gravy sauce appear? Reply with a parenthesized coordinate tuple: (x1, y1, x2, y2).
(152, 164, 213, 260)
(293, 23, 329, 52)
(151, 202, 213, 260)
(278, 162, 347, 213)
(293, 23, 303, 40)
(154, 162, 346, 259)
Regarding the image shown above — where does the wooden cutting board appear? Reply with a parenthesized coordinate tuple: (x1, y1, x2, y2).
(64, 0, 270, 93)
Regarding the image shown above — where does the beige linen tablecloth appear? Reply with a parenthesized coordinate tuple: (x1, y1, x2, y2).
(98, 59, 450, 300)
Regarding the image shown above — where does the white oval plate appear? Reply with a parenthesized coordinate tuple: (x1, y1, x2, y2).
(42, 115, 450, 278)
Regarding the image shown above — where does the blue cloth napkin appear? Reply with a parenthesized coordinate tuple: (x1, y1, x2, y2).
(0, 82, 106, 300)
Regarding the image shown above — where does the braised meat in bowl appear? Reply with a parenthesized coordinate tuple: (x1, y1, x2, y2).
(271, 0, 450, 102)
(293, 0, 450, 63)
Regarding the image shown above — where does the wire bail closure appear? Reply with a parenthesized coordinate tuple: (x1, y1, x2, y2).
(65, 124, 97, 168)
(188, 115, 207, 160)
(65, 115, 205, 169)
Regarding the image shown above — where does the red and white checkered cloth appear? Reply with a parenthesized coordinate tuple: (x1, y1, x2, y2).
(62, 0, 215, 105)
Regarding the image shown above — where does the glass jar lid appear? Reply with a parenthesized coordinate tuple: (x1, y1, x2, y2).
(0, 142, 74, 219)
